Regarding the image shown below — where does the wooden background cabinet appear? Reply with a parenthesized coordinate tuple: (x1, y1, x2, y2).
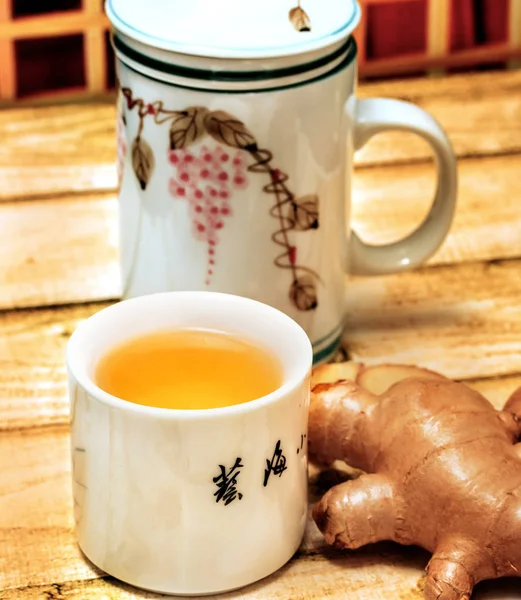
(0, 0, 520, 104)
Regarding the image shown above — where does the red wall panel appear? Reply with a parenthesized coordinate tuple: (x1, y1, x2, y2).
(366, 0, 427, 59)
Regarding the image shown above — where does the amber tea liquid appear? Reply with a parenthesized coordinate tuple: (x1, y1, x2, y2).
(95, 328, 283, 410)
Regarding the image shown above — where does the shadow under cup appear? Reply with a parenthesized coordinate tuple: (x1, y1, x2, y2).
(66, 291, 313, 595)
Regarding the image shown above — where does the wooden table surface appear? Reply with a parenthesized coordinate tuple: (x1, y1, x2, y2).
(1, 69, 521, 599)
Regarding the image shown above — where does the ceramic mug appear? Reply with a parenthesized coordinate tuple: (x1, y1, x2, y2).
(107, 0, 458, 364)
(67, 291, 312, 595)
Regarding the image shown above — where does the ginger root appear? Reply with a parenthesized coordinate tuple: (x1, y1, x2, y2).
(309, 362, 521, 600)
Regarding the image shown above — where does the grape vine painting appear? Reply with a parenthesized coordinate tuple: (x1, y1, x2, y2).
(116, 94, 127, 188)
(169, 145, 248, 285)
(121, 87, 320, 311)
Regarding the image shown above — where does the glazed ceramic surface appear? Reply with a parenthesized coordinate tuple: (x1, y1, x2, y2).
(108, 0, 458, 363)
(67, 291, 312, 595)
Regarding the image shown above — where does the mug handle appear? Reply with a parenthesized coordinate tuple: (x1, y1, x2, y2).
(349, 98, 458, 275)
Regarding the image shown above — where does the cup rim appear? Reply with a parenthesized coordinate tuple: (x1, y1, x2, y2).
(67, 291, 312, 420)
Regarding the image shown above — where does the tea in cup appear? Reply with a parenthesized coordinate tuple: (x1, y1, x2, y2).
(95, 328, 284, 410)
(67, 291, 312, 595)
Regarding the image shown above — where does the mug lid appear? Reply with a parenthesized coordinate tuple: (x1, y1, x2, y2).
(105, 0, 361, 59)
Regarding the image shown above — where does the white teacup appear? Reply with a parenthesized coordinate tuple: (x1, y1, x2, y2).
(107, 0, 458, 363)
(67, 292, 312, 595)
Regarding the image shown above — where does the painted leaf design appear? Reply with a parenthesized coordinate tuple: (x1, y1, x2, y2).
(289, 6, 311, 32)
(289, 195, 319, 230)
(131, 137, 155, 190)
(290, 275, 318, 311)
(205, 111, 258, 151)
(169, 107, 209, 150)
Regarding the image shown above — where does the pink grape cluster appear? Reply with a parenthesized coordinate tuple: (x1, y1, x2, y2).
(168, 144, 249, 285)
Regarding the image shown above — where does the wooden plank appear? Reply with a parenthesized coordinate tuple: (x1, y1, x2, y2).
(0, 11, 109, 39)
(2, 151, 521, 311)
(356, 70, 521, 167)
(360, 44, 521, 79)
(0, 566, 426, 600)
(0, 42, 15, 101)
(0, 427, 102, 591)
(0, 425, 426, 596)
(358, 68, 521, 104)
(85, 29, 107, 96)
(3, 417, 521, 598)
(1, 374, 521, 597)
(344, 260, 521, 380)
(0, 103, 117, 201)
(3, 575, 521, 600)
(509, 0, 521, 68)
(0, 194, 120, 309)
(2, 261, 521, 431)
(466, 375, 521, 410)
(426, 0, 449, 77)
(0, 303, 108, 432)
(0, 4, 11, 28)
(353, 1, 368, 65)
(1, 71, 521, 201)
(352, 154, 521, 266)
(84, 0, 107, 96)
(427, 0, 449, 56)
(510, 0, 521, 44)
(0, 2, 15, 102)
